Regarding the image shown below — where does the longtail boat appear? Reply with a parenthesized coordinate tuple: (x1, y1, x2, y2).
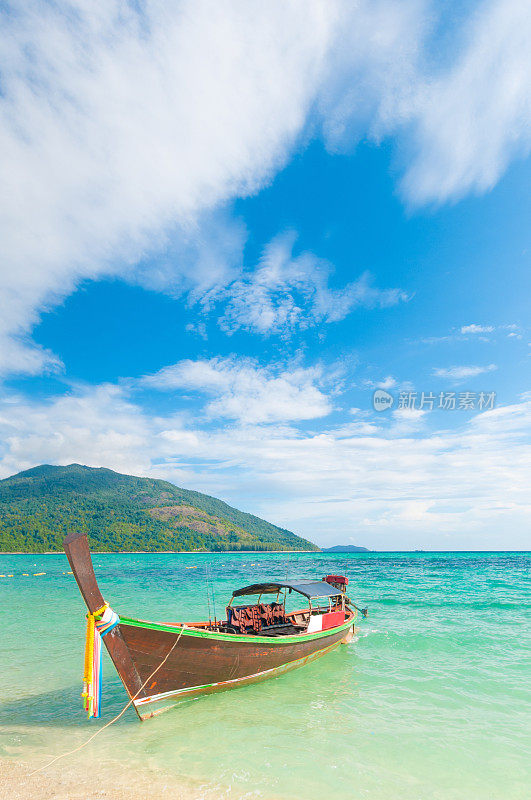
(64, 532, 366, 720)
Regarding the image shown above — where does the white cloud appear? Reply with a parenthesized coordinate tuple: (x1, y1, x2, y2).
(390, 406, 427, 435)
(399, 0, 531, 204)
(321, 0, 531, 205)
(502, 324, 524, 340)
(1, 0, 530, 375)
(460, 324, 494, 335)
(0, 383, 530, 549)
(433, 364, 498, 381)
(0, 1, 340, 373)
(142, 356, 333, 424)
(217, 232, 409, 335)
(420, 322, 527, 346)
(364, 376, 397, 390)
(0, 336, 63, 378)
(185, 322, 207, 341)
(0, 384, 153, 479)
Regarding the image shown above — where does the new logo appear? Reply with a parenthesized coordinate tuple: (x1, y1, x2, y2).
(372, 389, 394, 411)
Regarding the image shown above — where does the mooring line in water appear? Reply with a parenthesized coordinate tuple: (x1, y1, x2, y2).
(28, 625, 188, 777)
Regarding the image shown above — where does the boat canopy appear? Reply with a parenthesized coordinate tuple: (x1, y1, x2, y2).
(232, 580, 342, 600)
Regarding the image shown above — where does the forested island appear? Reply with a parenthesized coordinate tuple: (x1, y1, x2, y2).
(0, 464, 319, 553)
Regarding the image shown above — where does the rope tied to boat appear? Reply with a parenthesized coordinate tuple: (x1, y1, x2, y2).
(29, 623, 187, 776)
(82, 602, 120, 719)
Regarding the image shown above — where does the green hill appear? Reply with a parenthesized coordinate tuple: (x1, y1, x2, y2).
(0, 464, 318, 553)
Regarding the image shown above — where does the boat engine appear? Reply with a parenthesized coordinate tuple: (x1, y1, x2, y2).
(323, 574, 348, 593)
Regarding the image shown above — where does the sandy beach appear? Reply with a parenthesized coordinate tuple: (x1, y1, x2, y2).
(0, 759, 205, 800)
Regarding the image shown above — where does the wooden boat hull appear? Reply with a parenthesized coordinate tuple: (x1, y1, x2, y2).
(119, 615, 355, 718)
(63, 532, 356, 720)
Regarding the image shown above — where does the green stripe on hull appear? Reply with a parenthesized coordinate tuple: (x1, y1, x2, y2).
(120, 613, 356, 644)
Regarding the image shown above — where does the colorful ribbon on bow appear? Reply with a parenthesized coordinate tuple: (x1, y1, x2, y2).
(82, 603, 120, 718)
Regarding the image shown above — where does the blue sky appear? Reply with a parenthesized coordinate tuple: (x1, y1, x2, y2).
(0, 1, 529, 549)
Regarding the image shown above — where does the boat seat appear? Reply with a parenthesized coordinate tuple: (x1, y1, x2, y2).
(226, 602, 289, 634)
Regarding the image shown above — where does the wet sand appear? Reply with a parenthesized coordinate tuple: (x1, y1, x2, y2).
(0, 759, 204, 800)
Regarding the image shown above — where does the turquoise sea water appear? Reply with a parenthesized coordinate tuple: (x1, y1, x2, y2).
(1, 551, 529, 799)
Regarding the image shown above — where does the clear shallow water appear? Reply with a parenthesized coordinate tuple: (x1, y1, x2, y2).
(1, 551, 530, 799)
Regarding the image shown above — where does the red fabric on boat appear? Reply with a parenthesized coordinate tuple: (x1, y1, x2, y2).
(321, 611, 345, 630)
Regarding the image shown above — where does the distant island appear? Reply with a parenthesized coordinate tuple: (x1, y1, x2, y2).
(321, 544, 371, 553)
(0, 464, 319, 553)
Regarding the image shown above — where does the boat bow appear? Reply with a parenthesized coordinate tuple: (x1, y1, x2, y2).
(63, 532, 144, 718)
